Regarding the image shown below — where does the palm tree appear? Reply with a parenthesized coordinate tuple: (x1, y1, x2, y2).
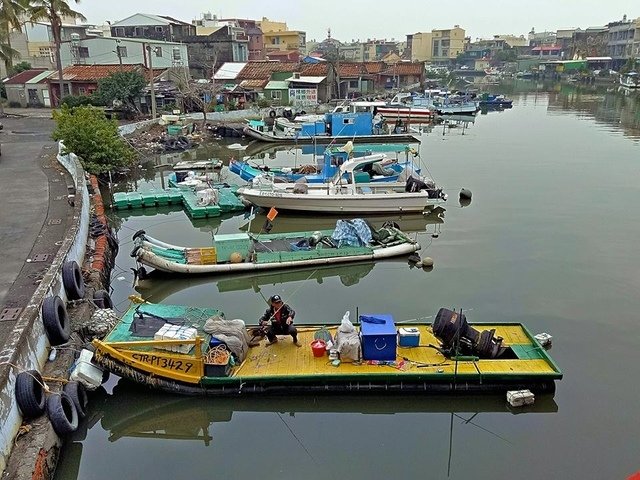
(0, 0, 29, 74)
(28, 0, 85, 105)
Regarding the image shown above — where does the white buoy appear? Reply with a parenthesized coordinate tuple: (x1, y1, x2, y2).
(422, 256, 434, 268)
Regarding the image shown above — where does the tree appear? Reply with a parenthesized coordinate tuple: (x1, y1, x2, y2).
(96, 71, 146, 112)
(175, 64, 218, 126)
(52, 105, 136, 174)
(9, 60, 31, 75)
(28, 0, 86, 106)
(0, 0, 27, 73)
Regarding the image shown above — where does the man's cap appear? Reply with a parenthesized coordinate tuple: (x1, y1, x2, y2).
(270, 295, 282, 303)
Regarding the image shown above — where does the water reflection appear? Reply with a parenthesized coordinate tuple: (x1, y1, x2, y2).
(87, 381, 559, 445)
(135, 262, 377, 302)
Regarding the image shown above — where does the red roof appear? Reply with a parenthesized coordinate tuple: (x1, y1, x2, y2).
(300, 63, 329, 75)
(364, 62, 385, 74)
(49, 64, 140, 82)
(5, 69, 48, 85)
(237, 61, 299, 80)
(379, 62, 424, 76)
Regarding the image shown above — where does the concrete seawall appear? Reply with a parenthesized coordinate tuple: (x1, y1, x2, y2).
(0, 143, 89, 474)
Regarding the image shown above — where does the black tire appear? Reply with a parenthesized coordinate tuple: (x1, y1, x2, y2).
(42, 296, 70, 346)
(15, 370, 46, 419)
(62, 261, 85, 300)
(132, 229, 145, 240)
(268, 110, 276, 118)
(93, 290, 113, 310)
(63, 381, 88, 420)
(299, 110, 306, 115)
(46, 392, 78, 436)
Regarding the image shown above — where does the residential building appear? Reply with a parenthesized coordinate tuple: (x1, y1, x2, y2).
(607, 15, 636, 68)
(266, 50, 300, 62)
(363, 39, 399, 62)
(556, 29, 580, 50)
(59, 37, 188, 69)
(431, 26, 465, 63)
(4, 69, 54, 107)
(2, 21, 95, 77)
(530, 45, 564, 59)
(528, 28, 556, 47)
(232, 60, 299, 93)
(492, 35, 528, 48)
(110, 13, 195, 42)
(47, 64, 151, 106)
(183, 26, 248, 79)
(340, 42, 365, 62)
(407, 32, 433, 62)
(259, 17, 306, 56)
(192, 14, 263, 60)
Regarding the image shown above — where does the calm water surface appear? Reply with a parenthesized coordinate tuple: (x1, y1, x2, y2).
(56, 82, 640, 480)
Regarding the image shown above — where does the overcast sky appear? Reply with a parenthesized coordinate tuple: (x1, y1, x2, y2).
(79, 0, 637, 42)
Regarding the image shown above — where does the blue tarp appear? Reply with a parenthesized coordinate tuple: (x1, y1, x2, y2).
(331, 219, 372, 247)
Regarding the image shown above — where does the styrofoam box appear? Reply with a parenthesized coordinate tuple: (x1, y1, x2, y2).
(534, 332, 553, 347)
(154, 323, 197, 354)
(507, 389, 535, 407)
(70, 349, 104, 390)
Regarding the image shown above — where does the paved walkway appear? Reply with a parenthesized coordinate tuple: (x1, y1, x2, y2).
(0, 116, 70, 343)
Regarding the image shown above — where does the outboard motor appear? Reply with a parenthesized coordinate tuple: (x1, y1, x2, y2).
(432, 308, 507, 359)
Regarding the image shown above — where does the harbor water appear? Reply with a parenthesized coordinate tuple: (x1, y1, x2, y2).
(56, 81, 640, 480)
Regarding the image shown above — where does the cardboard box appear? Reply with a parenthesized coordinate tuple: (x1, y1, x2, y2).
(398, 327, 420, 347)
(360, 314, 396, 361)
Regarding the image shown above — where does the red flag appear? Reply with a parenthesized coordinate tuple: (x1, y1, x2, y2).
(266, 207, 278, 221)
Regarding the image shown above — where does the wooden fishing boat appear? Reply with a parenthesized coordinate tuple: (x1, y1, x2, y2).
(130, 221, 420, 275)
(92, 303, 562, 396)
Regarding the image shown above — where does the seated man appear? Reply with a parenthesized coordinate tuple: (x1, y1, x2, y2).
(259, 295, 301, 346)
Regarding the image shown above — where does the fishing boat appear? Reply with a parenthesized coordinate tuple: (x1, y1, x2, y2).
(91, 304, 562, 396)
(619, 72, 639, 89)
(130, 219, 420, 275)
(229, 142, 420, 184)
(243, 104, 420, 144)
(375, 93, 435, 121)
(478, 94, 513, 108)
(236, 154, 447, 214)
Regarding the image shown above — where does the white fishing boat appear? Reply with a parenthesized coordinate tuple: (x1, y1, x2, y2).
(237, 155, 447, 214)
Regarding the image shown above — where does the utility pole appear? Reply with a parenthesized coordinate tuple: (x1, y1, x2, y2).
(116, 39, 123, 72)
(146, 44, 157, 119)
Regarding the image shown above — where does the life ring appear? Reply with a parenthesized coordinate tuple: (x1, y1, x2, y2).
(46, 391, 78, 436)
(15, 370, 46, 419)
(63, 381, 88, 420)
(269, 110, 276, 118)
(42, 296, 70, 346)
(283, 109, 293, 119)
(62, 261, 85, 300)
(93, 289, 113, 310)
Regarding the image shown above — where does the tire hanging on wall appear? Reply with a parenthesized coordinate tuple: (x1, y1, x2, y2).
(92, 289, 113, 310)
(15, 370, 46, 419)
(46, 392, 78, 436)
(62, 260, 85, 300)
(269, 110, 276, 118)
(42, 296, 71, 346)
(63, 381, 88, 420)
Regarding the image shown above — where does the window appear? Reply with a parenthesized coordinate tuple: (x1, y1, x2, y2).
(271, 90, 282, 100)
(172, 48, 181, 61)
(349, 80, 358, 88)
(115, 27, 124, 36)
(117, 46, 127, 58)
(63, 85, 70, 95)
(342, 118, 355, 125)
(155, 47, 162, 57)
(78, 87, 86, 95)
(78, 47, 89, 58)
(135, 27, 144, 36)
(155, 26, 164, 33)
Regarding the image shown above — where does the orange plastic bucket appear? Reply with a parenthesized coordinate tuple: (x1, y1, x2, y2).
(311, 339, 326, 357)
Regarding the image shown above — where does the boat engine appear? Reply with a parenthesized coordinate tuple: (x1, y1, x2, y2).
(432, 308, 507, 359)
